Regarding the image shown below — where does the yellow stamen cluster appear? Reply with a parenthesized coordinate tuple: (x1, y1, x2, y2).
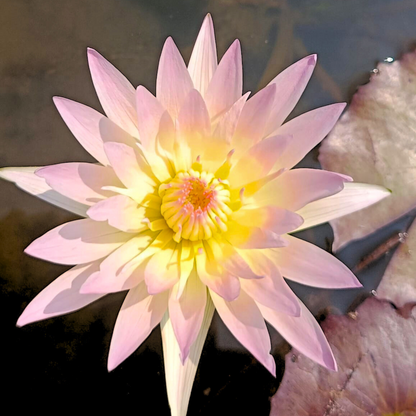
(159, 170, 232, 242)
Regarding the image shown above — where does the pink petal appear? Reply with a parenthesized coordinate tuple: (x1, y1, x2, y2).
(257, 299, 336, 371)
(228, 134, 288, 188)
(53, 97, 111, 166)
(196, 247, 240, 301)
(213, 92, 250, 144)
(232, 206, 303, 235)
(36, 163, 122, 206)
(210, 289, 276, 376)
(205, 40, 242, 119)
(97, 113, 138, 148)
(178, 89, 211, 136)
(87, 48, 138, 137)
(0, 166, 88, 217)
(239, 251, 300, 316)
(169, 269, 207, 363)
(145, 241, 180, 295)
(273, 103, 346, 169)
(16, 261, 103, 327)
(136, 86, 165, 149)
(188, 14, 217, 96)
(224, 221, 288, 249)
(87, 195, 152, 233)
(80, 233, 154, 294)
(108, 282, 168, 371)
(25, 218, 131, 265)
(268, 235, 361, 289)
(253, 168, 351, 212)
(265, 54, 317, 135)
(103, 142, 156, 198)
(232, 83, 277, 148)
(156, 37, 194, 119)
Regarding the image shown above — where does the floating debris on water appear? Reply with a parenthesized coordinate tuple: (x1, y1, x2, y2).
(353, 232, 408, 273)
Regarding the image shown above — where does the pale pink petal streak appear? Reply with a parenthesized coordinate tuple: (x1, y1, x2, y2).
(188, 14, 217, 96)
(25, 218, 131, 265)
(169, 270, 207, 363)
(156, 37, 194, 119)
(108, 282, 168, 371)
(272, 103, 346, 170)
(36, 163, 122, 205)
(268, 235, 361, 288)
(205, 40, 242, 119)
(257, 299, 337, 370)
(17, 261, 103, 327)
(87, 48, 138, 137)
(265, 54, 317, 135)
(210, 289, 276, 376)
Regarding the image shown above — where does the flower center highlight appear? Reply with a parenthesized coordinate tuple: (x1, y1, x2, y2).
(159, 170, 232, 242)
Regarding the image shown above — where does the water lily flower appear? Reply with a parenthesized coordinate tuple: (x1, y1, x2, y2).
(2, 14, 390, 416)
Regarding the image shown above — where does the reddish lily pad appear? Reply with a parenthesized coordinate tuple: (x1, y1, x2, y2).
(319, 50, 416, 251)
(270, 298, 416, 416)
(377, 220, 416, 309)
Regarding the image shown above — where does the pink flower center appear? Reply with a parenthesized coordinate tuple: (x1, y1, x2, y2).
(159, 170, 232, 242)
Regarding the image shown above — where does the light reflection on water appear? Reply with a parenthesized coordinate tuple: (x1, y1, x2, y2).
(1, 0, 416, 414)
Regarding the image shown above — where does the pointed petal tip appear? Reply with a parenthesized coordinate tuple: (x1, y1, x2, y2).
(16, 315, 26, 328)
(309, 54, 317, 64)
(267, 355, 277, 377)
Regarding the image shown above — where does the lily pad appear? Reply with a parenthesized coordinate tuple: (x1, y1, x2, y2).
(319, 50, 416, 251)
(376, 220, 416, 309)
(270, 297, 416, 415)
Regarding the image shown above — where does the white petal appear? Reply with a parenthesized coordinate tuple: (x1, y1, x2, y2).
(188, 14, 217, 96)
(0, 166, 88, 217)
(161, 294, 215, 416)
(295, 182, 391, 232)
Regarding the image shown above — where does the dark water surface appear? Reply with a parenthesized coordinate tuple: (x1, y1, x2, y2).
(1, 0, 416, 414)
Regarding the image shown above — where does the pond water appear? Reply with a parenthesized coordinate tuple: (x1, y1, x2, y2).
(1, 0, 416, 414)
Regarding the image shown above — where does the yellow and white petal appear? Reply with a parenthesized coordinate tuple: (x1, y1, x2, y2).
(80, 232, 154, 294)
(228, 134, 288, 188)
(169, 269, 207, 363)
(145, 240, 180, 295)
(161, 294, 215, 416)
